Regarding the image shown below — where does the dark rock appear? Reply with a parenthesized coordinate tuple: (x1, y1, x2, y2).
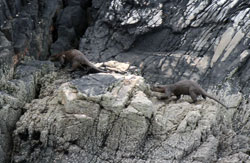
(50, 3, 88, 54)
(0, 0, 90, 59)
(81, 0, 250, 90)
(1, 0, 61, 59)
(71, 73, 119, 96)
(0, 31, 15, 87)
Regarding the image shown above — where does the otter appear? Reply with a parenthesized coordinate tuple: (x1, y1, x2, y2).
(151, 80, 228, 109)
(50, 49, 104, 72)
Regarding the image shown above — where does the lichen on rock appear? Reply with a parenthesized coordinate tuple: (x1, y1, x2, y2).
(11, 70, 244, 162)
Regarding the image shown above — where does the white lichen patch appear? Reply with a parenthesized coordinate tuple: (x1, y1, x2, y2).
(108, 0, 163, 33)
(59, 83, 78, 105)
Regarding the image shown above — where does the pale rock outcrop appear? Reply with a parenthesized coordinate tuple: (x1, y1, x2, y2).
(12, 72, 245, 162)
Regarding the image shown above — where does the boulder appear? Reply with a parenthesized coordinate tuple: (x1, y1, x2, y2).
(12, 72, 245, 162)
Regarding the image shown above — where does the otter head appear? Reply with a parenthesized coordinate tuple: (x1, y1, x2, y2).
(150, 85, 166, 93)
(49, 54, 60, 61)
(50, 53, 66, 62)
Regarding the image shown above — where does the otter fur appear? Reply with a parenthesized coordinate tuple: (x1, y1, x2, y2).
(50, 49, 104, 72)
(151, 80, 228, 109)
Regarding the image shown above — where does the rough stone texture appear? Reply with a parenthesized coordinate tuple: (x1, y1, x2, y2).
(0, 57, 54, 163)
(0, 0, 249, 84)
(0, 31, 15, 86)
(217, 152, 250, 163)
(80, 0, 250, 89)
(0, 30, 15, 163)
(1, 0, 248, 86)
(50, 0, 91, 54)
(0, 0, 59, 59)
(0, 0, 250, 162)
(0, 0, 92, 58)
(11, 72, 245, 163)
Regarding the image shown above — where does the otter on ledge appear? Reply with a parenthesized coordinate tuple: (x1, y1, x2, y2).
(50, 49, 104, 73)
(151, 80, 228, 109)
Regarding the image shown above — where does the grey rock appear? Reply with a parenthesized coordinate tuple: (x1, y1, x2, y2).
(0, 0, 250, 162)
(80, 0, 250, 91)
(0, 57, 54, 163)
(50, 1, 89, 54)
(11, 72, 246, 163)
(218, 152, 250, 163)
(0, 0, 60, 59)
(0, 31, 15, 86)
(70, 73, 119, 97)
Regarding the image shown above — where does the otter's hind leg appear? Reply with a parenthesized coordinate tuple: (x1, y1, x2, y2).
(189, 90, 198, 103)
(202, 95, 206, 99)
(68, 61, 80, 72)
(175, 95, 181, 101)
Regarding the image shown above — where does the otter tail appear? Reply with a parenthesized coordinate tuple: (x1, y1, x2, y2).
(204, 92, 228, 109)
(85, 61, 106, 73)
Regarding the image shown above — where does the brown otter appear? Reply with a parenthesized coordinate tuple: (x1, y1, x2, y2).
(50, 49, 104, 72)
(151, 80, 228, 109)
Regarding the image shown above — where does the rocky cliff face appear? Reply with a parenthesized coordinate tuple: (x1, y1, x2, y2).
(0, 58, 54, 162)
(11, 71, 247, 163)
(80, 0, 250, 89)
(0, 0, 250, 162)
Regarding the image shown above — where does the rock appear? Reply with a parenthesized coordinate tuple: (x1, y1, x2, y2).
(217, 152, 250, 163)
(0, 57, 55, 163)
(130, 91, 155, 118)
(0, 31, 16, 163)
(50, 5, 87, 54)
(0, 0, 92, 59)
(188, 135, 218, 163)
(11, 71, 245, 162)
(0, 31, 15, 83)
(80, 0, 250, 90)
(12, 73, 153, 162)
(0, 0, 250, 162)
(96, 60, 130, 73)
(6, 0, 61, 59)
(177, 110, 202, 132)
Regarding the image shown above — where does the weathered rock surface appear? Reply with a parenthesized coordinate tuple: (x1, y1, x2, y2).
(0, 0, 59, 59)
(0, 0, 91, 59)
(2, 0, 248, 88)
(11, 72, 246, 163)
(0, 57, 54, 163)
(0, 0, 250, 162)
(50, 0, 91, 54)
(80, 0, 250, 89)
(0, 31, 15, 86)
